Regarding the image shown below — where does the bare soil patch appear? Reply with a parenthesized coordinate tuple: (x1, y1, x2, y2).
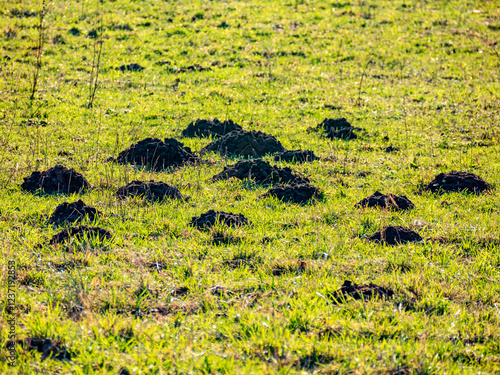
(210, 159, 309, 185)
(181, 118, 242, 138)
(315, 118, 360, 140)
(190, 210, 250, 230)
(425, 171, 491, 194)
(330, 280, 394, 302)
(114, 138, 198, 171)
(367, 225, 422, 245)
(21, 164, 90, 195)
(6, 338, 72, 361)
(48, 199, 101, 225)
(201, 130, 285, 158)
(116, 180, 185, 201)
(262, 183, 323, 204)
(356, 191, 415, 211)
(274, 150, 319, 163)
(116, 63, 144, 72)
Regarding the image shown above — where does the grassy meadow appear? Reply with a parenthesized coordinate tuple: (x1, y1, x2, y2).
(1, 0, 500, 373)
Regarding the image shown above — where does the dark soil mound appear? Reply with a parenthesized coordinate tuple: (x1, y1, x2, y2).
(367, 225, 422, 245)
(201, 130, 285, 158)
(116, 63, 144, 72)
(385, 145, 400, 153)
(274, 150, 319, 163)
(181, 118, 242, 138)
(49, 226, 112, 245)
(115, 138, 198, 171)
(48, 200, 101, 225)
(262, 183, 322, 204)
(330, 280, 394, 303)
(210, 159, 309, 185)
(190, 210, 250, 230)
(21, 164, 90, 195)
(425, 171, 491, 194)
(6, 338, 72, 361)
(116, 180, 184, 201)
(316, 118, 359, 140)
(356, 191, 415, 211)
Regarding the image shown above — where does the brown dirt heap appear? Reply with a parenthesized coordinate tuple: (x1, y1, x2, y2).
(190, 210, 250, 230)
(21, 164, 90, 195)
(274, 150, 319, 163)
(116, 180, 184, 201)
(201, 130, 285, 158)
(425, 170, 491, 194)
(367, 225, 422, 245)
(115, 138, 198, 171)
(262, 183, 323, 204)
(330, 280, 394, 303)
(181, 118, 242, 138)
(48, 200, 101, 225)
(210, 159, 309, 185)
(316, 118, 359, 140)
(49, 226, 112, 245)
(356, 191, 415, 211)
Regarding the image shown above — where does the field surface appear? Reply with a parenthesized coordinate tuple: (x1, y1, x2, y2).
(1, 0, 500, 373)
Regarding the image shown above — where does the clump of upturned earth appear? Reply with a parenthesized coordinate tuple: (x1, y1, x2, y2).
(21, 165, 90, 195)
(367, 225, 422, 245)
(201, 130, 285, 158)
(210, 159, 309, 185)
(330, 280, 394, 303)
(49, 226, 112, 246)
(181, 118, 242, 138)
(425, 171, 491, 194)
(116, 180, 185, 201)
(315, 118, 360, 140)
(114, 138, 198, 171)
(190, 210, 250, 230)
(274, 150, 319, 163)
(262, 183, 323, 204)
(356, 191, 415, 211)
(48, 200, 101, 225)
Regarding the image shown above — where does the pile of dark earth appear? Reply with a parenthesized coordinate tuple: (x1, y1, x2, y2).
(330, 280, 394, 303)
(356, 191, 415, 211)
(262, 183, 323, 204)
(114, 138, 198, 171)
(6, 338, 72, 361)
(367, 225, 422, 245)
(49, 226, 112, 246)
(210, 159, 309, 185)
(116, 63, 144, 72)
(21, 164, 90, 195)
(181, 118, 242, 138)
(116, 180, 185, 201)
(190, 210, 250, 230)
(385, 145, 400, 153)
(201, 130, 285, 158)
(315, 118, 360, 140)
(48, 200, 101, 225)
(425, 171, 491, 194)
(274, 149, 319, 163)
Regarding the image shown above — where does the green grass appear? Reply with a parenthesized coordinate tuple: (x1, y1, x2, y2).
(1, 0, 500, 373)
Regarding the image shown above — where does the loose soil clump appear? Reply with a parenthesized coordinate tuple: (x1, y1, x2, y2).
(6, 338, 72, 361)
(201, 130, 285, 158)
(49, 226, 112, 246)
(114, 138, 198, 171)
(425, 171, 491, 194)
(181, 118, 242, 138)
(116, 63, 144, 72)
(211, 159, 308, 185)
(385, 145, 400, 153)
(356, 191, 415, 211)
(21, 164, 90, 195)
(330, 280, 394, 303)
(262, 183, 323, 204)
(48, 200, 101, 225)
(274, 150, 319, 163)
(367, 225, 422, 245)
(190, 210, 250, 230)
(316, 118, 360, 140)
(116, 180, 185, 201)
